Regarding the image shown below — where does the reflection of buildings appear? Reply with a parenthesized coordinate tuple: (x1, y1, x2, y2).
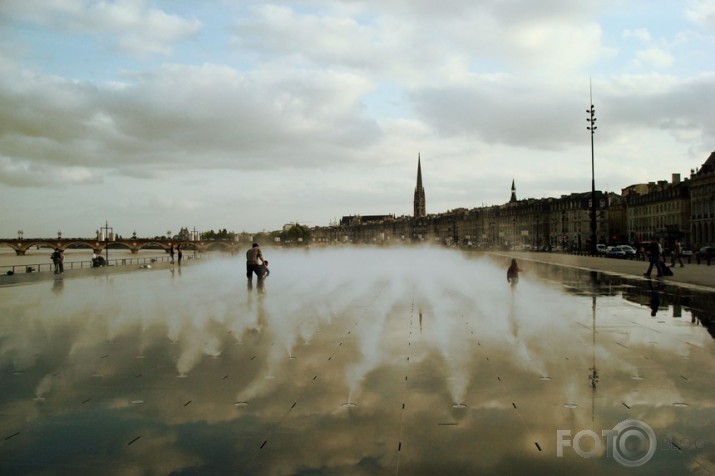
(310, 151, 715, 250)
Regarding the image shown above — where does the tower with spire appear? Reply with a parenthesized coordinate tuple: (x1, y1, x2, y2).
(413, 154, 426, 217)
(510, 179, 517, 203)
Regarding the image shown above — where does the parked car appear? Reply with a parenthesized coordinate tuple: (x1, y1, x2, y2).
(696, 246, 715, 261)
(617, 245, 637, 258)
(596, 244, 607, 255)
(605, 246, 626, 258)
(681, 248, 693, 258)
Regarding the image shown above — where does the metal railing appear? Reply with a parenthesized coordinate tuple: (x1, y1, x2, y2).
(1, 255, 180, 276)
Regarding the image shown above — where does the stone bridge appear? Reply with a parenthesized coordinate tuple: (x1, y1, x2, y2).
(0, 238, 242, 256)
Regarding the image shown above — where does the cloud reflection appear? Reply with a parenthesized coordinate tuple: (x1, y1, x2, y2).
(1, 247, 714, 474)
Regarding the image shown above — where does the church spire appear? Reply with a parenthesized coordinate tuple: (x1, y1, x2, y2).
(510, 178, 517, 203)
(414, 154, 426, 217)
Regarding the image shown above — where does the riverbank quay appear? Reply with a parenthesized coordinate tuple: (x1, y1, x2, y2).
(492, 251, 715, 291)
(0, 259, 190, 287)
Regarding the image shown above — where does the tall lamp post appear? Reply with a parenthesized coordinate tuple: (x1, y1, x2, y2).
(101, 221, 113, 263)
(587, 83, 598, 255)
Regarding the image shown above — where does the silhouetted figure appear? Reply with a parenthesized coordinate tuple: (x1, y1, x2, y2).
(169, 245, 175, 264)
(177, 245, 183, 266)
(246, 243, 266, 288)
(671, 239, 684, 268)
(507, 258, 522, 287)
(51, 248, 61, 273)
(644, 240, 664, 277)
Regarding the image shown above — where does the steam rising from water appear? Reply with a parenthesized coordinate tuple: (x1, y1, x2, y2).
(1, 246, 707, 409)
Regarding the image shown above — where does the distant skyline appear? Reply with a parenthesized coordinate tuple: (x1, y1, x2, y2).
(1, 1, 714, 237)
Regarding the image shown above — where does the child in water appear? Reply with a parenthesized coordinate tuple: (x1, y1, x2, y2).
(506, 258, 522, 286)
(258, 260, 270, 280)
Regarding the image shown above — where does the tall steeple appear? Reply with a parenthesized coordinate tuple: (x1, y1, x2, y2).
(510, 179, 517, 203)
(414, 154, 426, 217)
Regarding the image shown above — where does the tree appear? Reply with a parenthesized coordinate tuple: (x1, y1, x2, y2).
(280, 224, 311, 244)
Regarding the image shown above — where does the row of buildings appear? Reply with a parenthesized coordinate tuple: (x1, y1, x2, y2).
(311, 151, 715, 251)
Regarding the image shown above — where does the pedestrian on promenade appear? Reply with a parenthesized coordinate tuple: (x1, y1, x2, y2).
(57, 249, 64, 274)
(507, 258, 522, 287)
(671, 239, 684, 268)
(177, 244, 183, 266)
(169, 245, 175, 264)
(246, 243, 266, 288)
(51, 248, 60, 273)
(644, 240, 665, 277)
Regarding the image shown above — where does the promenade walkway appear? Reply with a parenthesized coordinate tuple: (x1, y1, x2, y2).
(496, 251, 715, 291)
(0, 258, 181, 287)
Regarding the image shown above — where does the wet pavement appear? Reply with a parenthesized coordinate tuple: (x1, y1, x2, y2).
(0, 247, 714, 475)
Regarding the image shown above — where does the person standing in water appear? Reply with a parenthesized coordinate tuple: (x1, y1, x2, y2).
(246, 243, 266, 288)
(506, 258, 522, 287)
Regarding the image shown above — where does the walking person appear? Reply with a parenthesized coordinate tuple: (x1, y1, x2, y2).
(177, 244, 183, 266)
(671, 239, 684, 268)
(169, 245, 175, 264)
(246, 243, 266, 288)
(51, 248, 60, 273)
(57, 249, 64, 274)
(644, 239, 664, 277)
(506, 258, 522, 287)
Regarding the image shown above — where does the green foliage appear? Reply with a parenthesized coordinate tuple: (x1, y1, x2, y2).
(279, 224, 311, 244)
(202, 228, 234, 240)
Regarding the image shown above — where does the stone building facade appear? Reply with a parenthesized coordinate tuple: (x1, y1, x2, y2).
(624, 174, 690, 248)
(310, 151, 715, 251)
(690, 152, 715, 248)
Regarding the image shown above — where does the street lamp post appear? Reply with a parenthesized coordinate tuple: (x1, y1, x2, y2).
(17, 230, 23, 240)
(101, 221, 113, 263)
(587, 82, 598, 256)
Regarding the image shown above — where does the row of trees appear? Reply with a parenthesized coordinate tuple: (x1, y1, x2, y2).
(202, 224, 312, 244)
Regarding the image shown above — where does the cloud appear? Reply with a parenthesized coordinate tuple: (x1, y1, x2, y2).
(0, 55, 382, 182)
(634, 47, 675, 68)
(0, 0, 201, 57)
(0, 157, 100, 187)
(623, 28, 652, 43)
(686, 0, 715, 30)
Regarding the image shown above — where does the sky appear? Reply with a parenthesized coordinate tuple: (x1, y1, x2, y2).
(1, 0, 714, 238)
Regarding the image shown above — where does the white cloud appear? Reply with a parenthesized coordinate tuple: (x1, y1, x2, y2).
(0, 0, 201, 57)
(634, 47, 675, 68)
(686, 0, 715, 30)
(623, 28, 652, 43)
(0, 0, 713, 235)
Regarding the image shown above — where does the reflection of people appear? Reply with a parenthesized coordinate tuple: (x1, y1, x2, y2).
(52, 277, 64, 294)
(246, 243, 265, 287)
(506, 258, 522, 286)
(648, 280, 662, 316)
